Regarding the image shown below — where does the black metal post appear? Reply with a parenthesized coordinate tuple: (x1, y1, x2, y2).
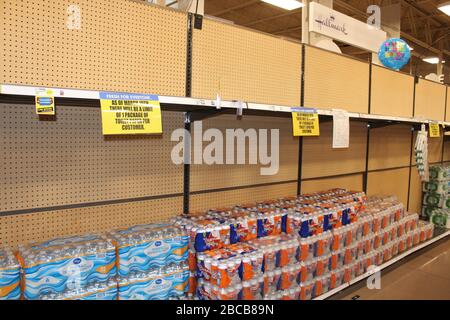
(183, 13, 194, 214)
(183, 112, 191, 215)
(363, 62, 373, 193)
(297, 44, 306, 196)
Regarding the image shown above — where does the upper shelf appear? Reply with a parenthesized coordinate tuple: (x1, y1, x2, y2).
(1, 83, 448, 128)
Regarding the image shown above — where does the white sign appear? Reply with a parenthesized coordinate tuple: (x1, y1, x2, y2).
(309, 2, 387, 53)
(332, 109, 350, 149)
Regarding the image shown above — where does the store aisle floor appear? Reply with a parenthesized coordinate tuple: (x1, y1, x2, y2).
(332, 237, 450, 300)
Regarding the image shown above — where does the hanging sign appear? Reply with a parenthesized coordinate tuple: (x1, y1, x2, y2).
(100, 92, 162, 135)
(332, 109, 350, 149)
(429, 123, 440, 138)
(291, 107, 320, 137)
(35, 89, 55, 115)
(309, 2, 387, 53)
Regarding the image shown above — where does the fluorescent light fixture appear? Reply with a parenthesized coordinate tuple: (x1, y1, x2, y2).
(422, 57, 442, 64)
(261, 0, 304, 11)
(438, 1, 450, 16)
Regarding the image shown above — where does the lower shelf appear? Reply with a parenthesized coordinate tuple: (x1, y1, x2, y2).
(314, 229, 450, 300)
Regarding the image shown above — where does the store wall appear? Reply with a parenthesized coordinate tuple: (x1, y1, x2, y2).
(0, 0, 187, 97)
(446, 87, 450, 122)
(191, 17, 301, 106)
(371, 66, 414, 118)
(304, 46, 369, 114)
(444, 138, 450, 162)
(366, 124, 411, 207)
(415, 79, 446, 121)
(301, 174, 364, 194)
(0, 103, 184, 247)
(367, 168, 410, 205)
(189, 114, 298, 212)
(302, 122, 367, 179)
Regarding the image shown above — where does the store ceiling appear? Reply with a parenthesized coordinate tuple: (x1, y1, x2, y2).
(203, 0, 450, 61)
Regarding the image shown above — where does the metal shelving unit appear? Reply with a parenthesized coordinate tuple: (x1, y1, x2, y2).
(1, 80, 449, 300)
(1, 83, 448, 126)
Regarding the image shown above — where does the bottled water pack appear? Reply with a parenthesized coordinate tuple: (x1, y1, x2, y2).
(118, 263, 189, 300)
(17, 234, 117, 300)
(0, 248, 20, 300)
(110, 223, 189, 277)
(38, 278, 118, 300)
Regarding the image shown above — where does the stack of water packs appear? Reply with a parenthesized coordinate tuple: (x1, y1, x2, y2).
(429, 208, 450, 229)
(0, 248, 20, 300)
(38, 278, 118, 300)
(422, 164, 450, 218)
(110, 223, 189, 300)
(17, 234, 117, 300)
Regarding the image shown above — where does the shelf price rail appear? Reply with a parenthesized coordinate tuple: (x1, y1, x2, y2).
(1, 83, 448, 127)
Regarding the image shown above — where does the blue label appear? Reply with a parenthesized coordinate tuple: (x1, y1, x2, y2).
(100, 91, 159, 101)
(37, 97, 53, 106)
(73, 258, 81, 265)
(291, 107, 317, 113)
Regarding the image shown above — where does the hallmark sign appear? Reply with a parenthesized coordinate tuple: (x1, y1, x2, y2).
(314, 14, 348, 36)
(309, 2, 386, 53)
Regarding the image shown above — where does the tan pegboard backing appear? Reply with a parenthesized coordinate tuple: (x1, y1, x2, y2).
(428, 136, 444, 164)
(371, 66, 414, 118)
(190, 183, 297, 213)
(0, 196, 183, 248)
(446, 87, 450, 122)
(304, 46, 369, 113)
(367, 168, 410, 206)
(190, 115, 298, 192)
(408, 168, 422, 214)
(0, 103, 183, 212)
(445, 140, 450, 162)
(301, 174, 363, 194)
(415, 79, 446, 121)
(302, 122, 367, 179)
(369, 124, 412, 170)
(192, 18, 301, 106)
(1, 0, 186, 96)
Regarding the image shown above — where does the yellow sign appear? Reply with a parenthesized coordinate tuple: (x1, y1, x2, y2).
(35, 89, 55, 115)
(291, 108, 320, 136)
(429, 123, 441, 138)
(100, 92, 162, 135)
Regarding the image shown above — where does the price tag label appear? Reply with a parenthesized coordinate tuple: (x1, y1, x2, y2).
(429, 123, 440, 138)
(291, 108, 320, 137)
(100, 92, 162, 135)
(35, 89, 55, 115)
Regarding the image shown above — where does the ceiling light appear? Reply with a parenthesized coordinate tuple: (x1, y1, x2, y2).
(261, 0, 304, 11)
(438, 1, 450, 16)
(407, 45, 414, 51)
(422, 57, 441, 64)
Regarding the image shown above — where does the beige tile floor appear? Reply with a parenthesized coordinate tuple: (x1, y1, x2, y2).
(331, 237, 450, 300)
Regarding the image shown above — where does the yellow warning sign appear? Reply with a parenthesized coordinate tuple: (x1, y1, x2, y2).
(429, 123, 441, 138)
(100, 92, 162, 135)
(291, 108, 320, 137)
